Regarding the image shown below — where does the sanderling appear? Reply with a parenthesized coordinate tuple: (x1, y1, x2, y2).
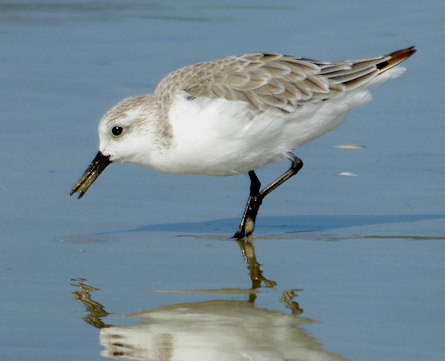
(71, 46, 415, 239)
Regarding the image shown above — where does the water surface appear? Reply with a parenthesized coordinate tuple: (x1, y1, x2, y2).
(1, 1, 444, 360)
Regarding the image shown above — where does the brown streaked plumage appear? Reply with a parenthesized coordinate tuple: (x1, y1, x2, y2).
(155, 46, 416, 113)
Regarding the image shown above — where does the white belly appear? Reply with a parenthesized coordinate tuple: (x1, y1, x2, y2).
(148, 89, 373, 176)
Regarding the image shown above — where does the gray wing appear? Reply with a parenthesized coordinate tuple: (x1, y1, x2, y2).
(155, 48, 414, 113)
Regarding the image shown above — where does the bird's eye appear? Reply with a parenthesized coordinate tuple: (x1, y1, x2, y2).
(111, 126, 124, 136)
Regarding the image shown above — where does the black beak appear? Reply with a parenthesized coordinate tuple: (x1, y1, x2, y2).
(70, 151, 112, 199)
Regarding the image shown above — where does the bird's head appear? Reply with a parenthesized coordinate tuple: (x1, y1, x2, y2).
(70, 95, 162, 199)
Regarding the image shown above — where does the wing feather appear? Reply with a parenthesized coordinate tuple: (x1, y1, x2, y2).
(155, 47, 415, 113)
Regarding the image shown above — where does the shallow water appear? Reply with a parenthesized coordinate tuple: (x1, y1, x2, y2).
(1, 1, 444, 360)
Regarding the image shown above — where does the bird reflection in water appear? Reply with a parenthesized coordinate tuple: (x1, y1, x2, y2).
(72, 240, 347, 361)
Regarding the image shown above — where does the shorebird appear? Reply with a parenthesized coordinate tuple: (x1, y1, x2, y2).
(71, 46, 415, 239)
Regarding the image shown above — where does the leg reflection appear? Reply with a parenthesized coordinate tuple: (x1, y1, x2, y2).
(236, 238, 277, 290)
(71, 278, 110, 329)
(280, 289, 304, 316)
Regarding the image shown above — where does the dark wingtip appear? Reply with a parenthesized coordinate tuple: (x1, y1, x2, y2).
(378, 46, 416, 73)
(387, 46, 416, 58)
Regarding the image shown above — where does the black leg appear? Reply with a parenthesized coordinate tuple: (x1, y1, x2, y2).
(233, 153, 303, 239)
(233, 171, 263, 239)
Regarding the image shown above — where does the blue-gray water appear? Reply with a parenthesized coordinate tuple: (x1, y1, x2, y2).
(1, 1, 444, 360)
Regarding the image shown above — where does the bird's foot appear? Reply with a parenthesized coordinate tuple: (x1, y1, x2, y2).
(233, 195, 262, 239)
(233, 217, 256, 239)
